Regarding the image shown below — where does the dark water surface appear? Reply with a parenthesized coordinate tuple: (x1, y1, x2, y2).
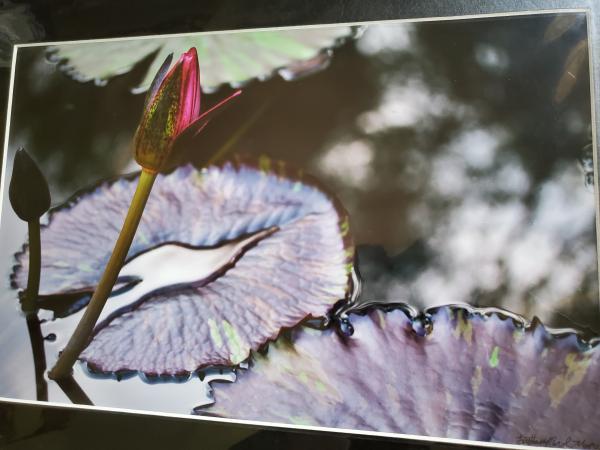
(0, 14, 597, 413)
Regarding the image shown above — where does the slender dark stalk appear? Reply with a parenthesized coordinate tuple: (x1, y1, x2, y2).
(55, 375, 93, 405)
(49, 169, 157, 380)
(20, 218, 48, 400)
(23, 220, 41, 314)
(25, 314, 48, 401)
(23, 219, 88, 402)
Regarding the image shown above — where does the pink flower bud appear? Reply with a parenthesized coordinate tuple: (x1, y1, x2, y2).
(134, 47, 240, 172)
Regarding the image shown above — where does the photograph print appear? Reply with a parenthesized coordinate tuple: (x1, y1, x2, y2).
(0, 11, 599, 449)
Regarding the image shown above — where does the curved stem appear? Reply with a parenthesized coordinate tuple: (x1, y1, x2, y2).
(49, 169, 157, 380)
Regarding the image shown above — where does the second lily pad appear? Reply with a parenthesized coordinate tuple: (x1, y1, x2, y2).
(200, 305, 600, 446)
(47, 27, 355, 93)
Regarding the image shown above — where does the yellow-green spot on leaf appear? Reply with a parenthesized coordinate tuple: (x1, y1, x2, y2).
(471, 365, 483, 395)
(340, 218, 350, 236)
(192, 171, 205, 186)
(303, 327, 322, 337)
(489, 346, 500, 368)
(208, 319, 223, 349)
(298, 371, 309, 384)
(549, 353, 592, 408)
(513, 329, 524, 343)
(315, 380, 328, 394)
(345, 262, 353, 274)
(289, 415, 316, 426)
(136, 232, 150, 246)
(259, 155, 271, 173)
(79, 263, 94, 273)
(453, 311, 473, 345)
(221, 320, 247, 364)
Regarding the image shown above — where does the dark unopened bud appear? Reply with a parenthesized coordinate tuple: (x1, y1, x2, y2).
(9, 148, 51, 221)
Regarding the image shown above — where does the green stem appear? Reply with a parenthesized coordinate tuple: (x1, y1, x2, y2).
(48, 169, 157, 380)
(23, 220, 40, 314)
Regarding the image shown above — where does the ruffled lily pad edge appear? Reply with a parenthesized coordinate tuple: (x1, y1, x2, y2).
(45, 26, 365, 93)
(348, 301, 599, 346)
(195, 301, 599, 413)
(11, 156, 356, 297)
(10, 157, 355, 380)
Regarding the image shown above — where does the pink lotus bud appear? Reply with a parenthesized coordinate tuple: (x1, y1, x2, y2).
(134, 47, 240, 172)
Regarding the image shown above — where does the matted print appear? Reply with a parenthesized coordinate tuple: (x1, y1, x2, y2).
(0, 11, 598, 449)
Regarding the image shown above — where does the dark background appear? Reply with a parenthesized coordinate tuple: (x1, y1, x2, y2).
(1, 1, 599, 449)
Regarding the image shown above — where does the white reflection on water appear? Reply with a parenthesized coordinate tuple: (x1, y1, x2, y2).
(409, 146, 596, 323)
(357, 77, 470, 133)
(356, 23, 415, 55)
(318, 140, 374, 188)
(475, 43, 510, 74)
(340, 22, 596, 327)
(449, 128, 501, 171)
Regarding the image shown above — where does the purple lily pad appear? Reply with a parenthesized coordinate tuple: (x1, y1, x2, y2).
(12, 161, 353, 375)
(200, 305, 600, 447)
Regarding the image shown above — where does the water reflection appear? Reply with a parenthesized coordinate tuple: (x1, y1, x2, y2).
(355, 22, 414, 55)
(0, 13, 597, 409)
(356, 76, 468, 133)
(319, 17, 597, 333)
(474, 43, 509, 74)
(319, 140, 374, 187)
(407, 162, 596, 319)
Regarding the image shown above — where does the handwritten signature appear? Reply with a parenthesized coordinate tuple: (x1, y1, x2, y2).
(518, 434, 600, 449)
